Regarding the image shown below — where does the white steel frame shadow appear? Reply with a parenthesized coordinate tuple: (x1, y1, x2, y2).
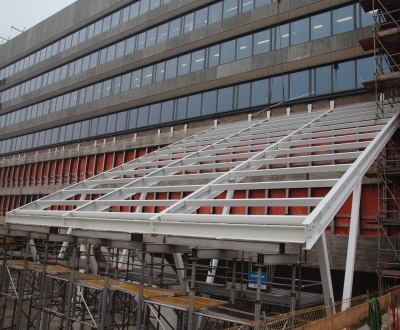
(6, 101, 400, 305)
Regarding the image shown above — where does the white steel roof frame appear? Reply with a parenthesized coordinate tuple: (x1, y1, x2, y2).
(6, 102, 400, 249)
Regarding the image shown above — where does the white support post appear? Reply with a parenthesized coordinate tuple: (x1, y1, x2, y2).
(330, 100, 335, 110)
(316, 232, 334, 309)
(308, 104, 312, 113)
(248, 114, 252, 122)
(341, 181, 361, 310)
(286, 108, 291, 116)
(266, 111, 271, 120)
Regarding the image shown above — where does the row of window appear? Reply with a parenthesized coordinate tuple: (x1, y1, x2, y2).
(0, 57, 373, 156)
(0, 0, 172, 81)
(0, 0, 283, 104)
(0, 4, 374, 128)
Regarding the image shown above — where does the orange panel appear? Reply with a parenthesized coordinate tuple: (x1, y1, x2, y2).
(87, 156, 95, 179)
(55, 160, 63, 184)
(155, 192, 168, 212)
(213, 191, 227, 215)
(105, 153, 114, 171)
(12, 166, 20, 187)
(48, 161, 56, 185)
(96, 154, 105, 174)
(360, 185, 379, 236)
(144, 193, 155, 213)
(231, 190, 246, 214)
(249, 190, 265, 215)
(335, 194, 352, 235)
(0, 168, 4, 187)
(42, 162, 49, 185)
(269, 189, 286, 215)
(78, 157, 87, 182)
(70, 158, 79, 183)
(126, 150, 135, 162)
(35, 163, 43, 186)
(63, 158, 71, 184)
(30, 163, 37, 186)
(289, 189, 308, 215)
(137, 148, 147, 159)
(115, 152, 125, 166)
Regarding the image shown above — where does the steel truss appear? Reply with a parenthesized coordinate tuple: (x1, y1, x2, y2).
(6, 102, 400, 249)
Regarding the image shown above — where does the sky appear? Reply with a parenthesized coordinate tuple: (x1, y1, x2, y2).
(0, 0, 77, 44)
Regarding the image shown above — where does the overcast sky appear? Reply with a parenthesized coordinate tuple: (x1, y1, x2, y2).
(0, 0, 77, 44)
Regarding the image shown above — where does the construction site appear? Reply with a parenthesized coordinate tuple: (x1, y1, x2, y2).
(0, 0, 400, 328)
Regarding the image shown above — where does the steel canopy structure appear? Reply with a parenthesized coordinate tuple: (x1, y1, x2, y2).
(5, 101, 400, 250)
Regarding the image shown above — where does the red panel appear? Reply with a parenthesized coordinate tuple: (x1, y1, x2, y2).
(35, 163, 43, 186)
(213, 191, 227, 215)
(335, 194, 352, 235)
(55, 160, 63, 184)
(126, 150, 135, 162)
(0, 196, 4, 216)
(30, 163, 37, 186)
(144, 193, 155, 213)
(42, 162, 49, 185)
(105, 153, 114, 171)
(268, 189, 286, 215)
(137, 148, 147, 158)
(0, 168, 4, 187)
(96, 154, 104, 174)
(249, 190, 265, 215)
(70, 158, 79, 183)
(312, 188, 330, 232)
(78, 157, 87, 182)
(63, 159, 71, 184)
(289, 189, 308, 215)
(360, 185, 379, 236)
(7, 166, 14, 187)
(115, 152, 125, 167)
(13, 166, 20, 187)
(231, 190, 246, 214)
(87, 156, 95, 179)
(148, 146, 158, 153)
(24, 165, 30, 187)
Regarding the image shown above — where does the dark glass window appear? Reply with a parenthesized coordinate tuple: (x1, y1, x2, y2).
(208, 45, 220, 67)
(142, 66, 154, 86)
(99, 49, 107, 64)
(150, 0, 161, 10)
(311, 12, 331, 40)
(209, 2, 223, 24)
(87, 24, 95, 39)
(71, 32, 79, 47)
(149, 104, 161, 125)
(223, 0, 238, 19)
(218, 87, 234, 112)
(79, 28, 87, 43)
(169, 18, 181, 39)
(102, 79, 112, 97)
(65, 35, 72, 49)
(155, 62, 165, 82)
(106, 45, 116, 62)
(65, 124, 74, 142)
(360, 6, 374, 27)
(116, 111, 127, 131)
(176, 97, 188, 120)
(188, 94, 202, 118)
(47, 71, 54, 85)
(90, 52, 99, 68)
(81, 120, 90, 139)
(290, 71, 309, 99)
(251, 79, 269, 106)
(38, 131, 46, 147)
(178, 54, 191, 76)
(357, 57, 374, 88)
(51, 128, 59, 144)
(35, 76, 42, 89)
(85, 85, 95, 103)
(132, 70, 142, 88)
(291, 17, 309, 46)
(116, 41, 126, 59)
(242, 0, 254, 12)
(55, 96, 63, 111)
(74, 58, 83, 75)
(236, 35, 252, 59)
(195, 8, 208, 30)
(58, 127, 66, 142)
(63, 93, 71, 109)
(137, 32, 146, 50)
(93, 82, 103, 100)
(121, 73, 132, 92)
(50, 98, 57, 113)
(97, 116, 108, 135)
(90, 118, 98, 137)
(68, 62, 76, 76)
(52, 42, 59, 56)
(270, 75, 288, 103)
(275, 23, 289, 49)
(138, 106, 149, 127)
(184, 13, 194, 33)
(146, 28, 157, 47)
(333, 5, 354, 35)
(191, 49, 205, 72)
(113, 76, 122, 95)
(53, 68, 61, 82)
(315, 66, 331, 95)
(81, 55, 90, 72)
(45, 45, 53, 59)
(255, 0, 270, 8)
(165, 58, 178, 79)
(70, 91, 79, 107)
(221, 40, 236, 64)
(140, 0, 150, 15)
(102, 16, 112, 32)
(122, 7, 130, 23)
(128, 109, 138, 129)
(111, 11, 121, 29)
(129, 2, 140, 19)
(157, 23, 169, 43)
(125, 36, 136, 54)
(107, 113, 117, 133)
(161, 100, 174, 123)
(333, 61, 355, 92)
(72, 122, 81, 140)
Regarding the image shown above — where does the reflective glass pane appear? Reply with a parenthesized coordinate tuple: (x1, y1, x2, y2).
(208, 45, 220, 67)
(178, 54, 190, 76)
(116, 111, 127, 131)
(113, 76, 122, 94)
(122, 7, 130, 23)
(131, 70, 142, 88)
(87, 24, 95, 39)
(74, 58, 83, 75)
(68, 62, 75, 76)
(102, 16, 111, 32)
(137, 32, 146, 50)
(111, 11, 121, 29)
(62, 93, 70, 109)
(184, 13, 194, 33)
(221, 40, 236, 64)
(70, 91, 79, 107)
(89, 118, 98, 137)
(71, 32, 79, 47)
(60, 65, 68, 80)
(290, 71, 309, 99)
(128, 109, 138, 129)
(155, 62, 165, 82)
(146, 28, 157, 47)
(99, 49, 107, 64)
(81, 55, 90, 72)
(157, 23, 169, 43)
(188, 94, 202, 118)
(142, 66, 154, 85)
(107, 113, 117, 133)
(106, 45, 116, 62)
(255, 0, 270, 8)
(51, 128, 59, 144)
(79, 28, 87, 43)
(209, 2, 223, 24)
(129, 3, 140, 19)
(52, 42, 59, 56)
(251, 79, 269, 106)
(169, 18, 181, 39)
(223, 0, 238, 19)
(125, 36, 136, 54)
(89, 52, 99, 68)
(236, 35, 252, 59)
(81, 120, 90, 139)
(291, 17, 309, 46)
(149, 104, 161, 125)
(93, 82, 103, 100)
(218, 87, 234, 112)
(97, 116, 107, 135)
(333, 61, 355, 92)
(161, 100, 174, 123)
(315, 66, 331, 95)
(140, 0, 150, 15)
(360, 7, 374, 27)
(195, 8, 208, 29)
(102, 79, 112, 97)
(121, 73, 132, 92)
(191, 49, 205, 72)
(242, 0, 254, 12)
(357, 57, 374, 88)
(333, 5, 354, 35)
(270, 75, 288, 103)
(73, 122, 81, 140)
(137, 106, 149, 127)
(150, 0, 161, 10)
(116, 40, 126, 58)
(65, 124, 74, 142)
(176, 97, 188, 120)
(202, 91, 217, 115)
(94, 20, 103, 36)
(85, 85, 94, 103)
(311, 12, 331, 40)
(275, 23, 289, 49)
